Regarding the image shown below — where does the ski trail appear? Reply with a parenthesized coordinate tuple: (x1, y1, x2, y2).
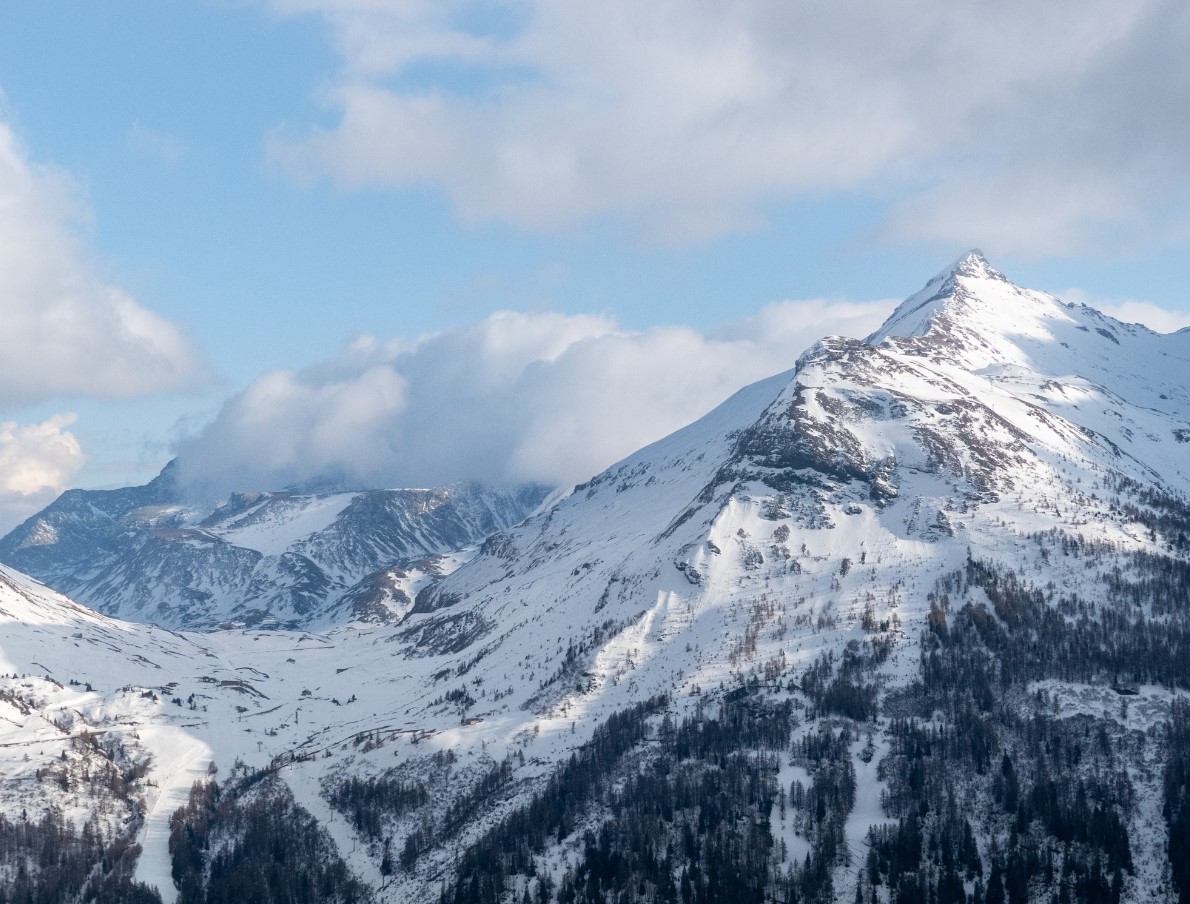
(133, 726, 213, 904)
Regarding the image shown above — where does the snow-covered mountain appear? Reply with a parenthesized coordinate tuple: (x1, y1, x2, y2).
(412, 249, 1189, 690)
(0, 469, 549, 629)
(3, 252, 1189, 904)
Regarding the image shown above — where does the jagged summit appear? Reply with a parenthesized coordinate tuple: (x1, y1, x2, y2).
(863, 251, 1189, 396)
(866, 248, 1020, 347)
(946, 247, 1002, 280)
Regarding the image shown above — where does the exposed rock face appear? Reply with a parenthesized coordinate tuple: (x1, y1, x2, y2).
(0, 471, 548, 629)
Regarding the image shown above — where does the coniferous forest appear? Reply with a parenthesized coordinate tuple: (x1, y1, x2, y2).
(153, 535, 1190, 904)
(0, 810, 161, 904)
(167, 769, 370, 904)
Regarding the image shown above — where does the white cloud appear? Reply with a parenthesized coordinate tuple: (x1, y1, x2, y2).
(1058, 288, 1190, 334)
(268, 0, 1190, 252)
(0, 121, 202, 405)
(0, 414, 85, 532)
(175, 300, 894, 496)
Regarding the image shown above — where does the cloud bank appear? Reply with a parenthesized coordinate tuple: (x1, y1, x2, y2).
(0, 122, 202, 406)
(175, 300, 893, 496)
(270, 0, 1190, 254)
(175, 283, 1190, 498)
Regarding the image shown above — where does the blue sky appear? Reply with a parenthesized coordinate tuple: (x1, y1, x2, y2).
(0, 1, 1188, 527)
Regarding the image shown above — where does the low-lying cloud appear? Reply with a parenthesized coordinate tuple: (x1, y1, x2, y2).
(174, 284, 1190, 498)
(175, 300, 893, 496)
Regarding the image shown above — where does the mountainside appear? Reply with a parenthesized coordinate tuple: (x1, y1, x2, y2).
(0, 472, 549, 629)
(376, 252, 1190, 901)
(2, 252, 1190, 904)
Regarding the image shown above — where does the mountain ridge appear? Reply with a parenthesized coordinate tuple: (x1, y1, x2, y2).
(0, 470, 549, 630)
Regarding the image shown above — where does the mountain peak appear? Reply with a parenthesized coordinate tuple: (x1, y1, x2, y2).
(866, 249, 1018, 347)
(859, 252, 1190, 394)
(945, 248, 1002, 282)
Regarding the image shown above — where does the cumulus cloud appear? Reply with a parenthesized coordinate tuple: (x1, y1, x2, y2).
(0, 414, 85, 531)
(0, 121, 202, 405)
(175, 300, 894, 496)
(1058, 288, 1190, 334)
(268, 0, 1190, 253)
